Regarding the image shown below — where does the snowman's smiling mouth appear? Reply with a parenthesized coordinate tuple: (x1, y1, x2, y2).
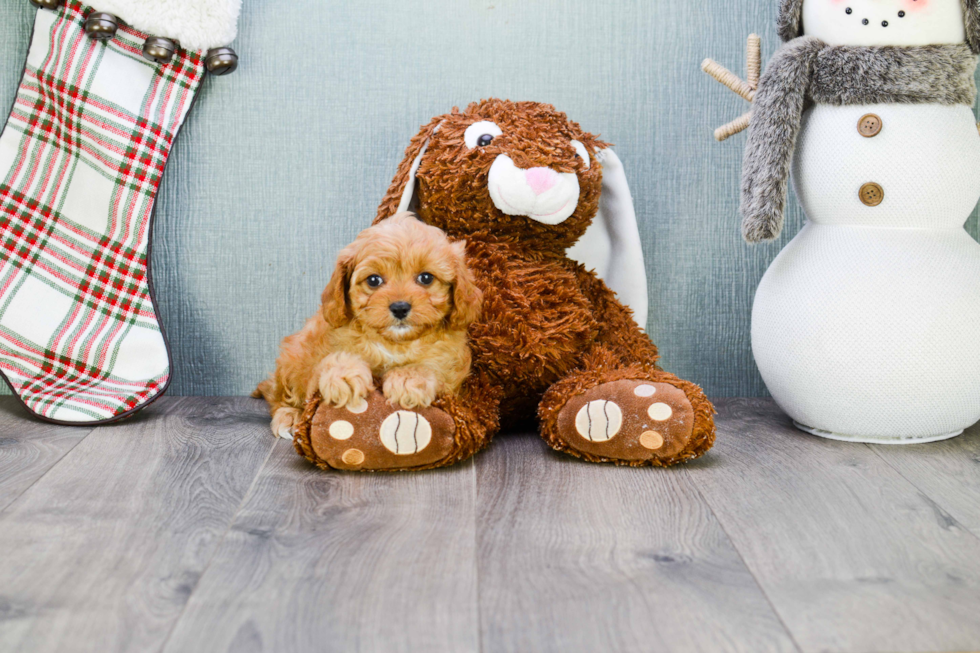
(803, 0, 972, 49)
(844, 4, 903, 29)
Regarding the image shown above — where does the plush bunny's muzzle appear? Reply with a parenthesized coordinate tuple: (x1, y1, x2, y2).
(487, 155, 581, 225)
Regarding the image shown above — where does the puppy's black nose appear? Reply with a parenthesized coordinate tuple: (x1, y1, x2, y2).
(389, 301, 412, 320)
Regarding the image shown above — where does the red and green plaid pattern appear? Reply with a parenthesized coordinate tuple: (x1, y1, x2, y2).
(0, 1, 205, 423)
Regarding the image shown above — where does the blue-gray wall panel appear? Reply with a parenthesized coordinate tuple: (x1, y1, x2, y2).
(0, 0, 976, 397)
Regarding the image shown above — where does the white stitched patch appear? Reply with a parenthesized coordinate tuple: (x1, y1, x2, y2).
(379, 411, 431, 455)
(574, 400, 623, 442)
(329, 420, 354, 440)
(648, 403, 673, 421)
(634, 384, 656, 397)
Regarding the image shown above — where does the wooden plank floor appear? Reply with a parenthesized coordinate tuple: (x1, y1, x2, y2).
(1, 396, 980, 653)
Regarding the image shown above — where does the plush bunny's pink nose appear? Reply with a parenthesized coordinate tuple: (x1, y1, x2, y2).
(525, 167, 558, 196)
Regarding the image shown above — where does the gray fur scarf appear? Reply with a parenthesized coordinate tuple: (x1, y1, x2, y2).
(740, 38, 978, 242)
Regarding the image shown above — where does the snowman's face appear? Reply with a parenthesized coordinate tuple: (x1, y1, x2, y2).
(802, 0, 966, 46)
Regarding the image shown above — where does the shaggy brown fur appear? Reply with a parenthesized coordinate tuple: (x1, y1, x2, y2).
(373, 99, 716, 467)
(255, 213, 482, 439)
(377, 101, 607, 253)
(298, 99, 715, 470)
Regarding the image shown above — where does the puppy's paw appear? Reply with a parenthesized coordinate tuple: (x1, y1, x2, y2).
(317, 356, 374, 408)
(271, 407, 300, 440)
(383, 367, 438, 410)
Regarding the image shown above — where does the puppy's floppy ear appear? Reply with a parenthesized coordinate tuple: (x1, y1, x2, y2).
(375, 116, 444, 224)
(448, 241, 483, 330)
(321, 246, 355, 328)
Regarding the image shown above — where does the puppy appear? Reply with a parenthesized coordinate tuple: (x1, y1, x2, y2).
(255, 212, 483, 439)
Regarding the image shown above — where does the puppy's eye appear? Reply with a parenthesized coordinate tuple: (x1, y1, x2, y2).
(464, 121, 503, 149)
(571, 140, 591, 170)
(416, 272, 435, 286)
(366, 275, 384, 288)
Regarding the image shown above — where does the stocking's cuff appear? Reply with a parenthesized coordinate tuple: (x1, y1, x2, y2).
(86, 0, 241, 51)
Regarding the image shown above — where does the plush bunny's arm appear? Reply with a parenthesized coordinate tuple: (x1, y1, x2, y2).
(572, 265, 659, 365)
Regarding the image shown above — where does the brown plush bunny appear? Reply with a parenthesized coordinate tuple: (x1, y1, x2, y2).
(293, 99, 715, 471)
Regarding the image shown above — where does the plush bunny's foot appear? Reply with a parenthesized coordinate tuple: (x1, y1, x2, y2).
(293, 390, 457, 471)
(552, 379, 706, 465)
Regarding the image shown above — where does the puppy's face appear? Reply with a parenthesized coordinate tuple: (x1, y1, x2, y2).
(323, 214, 482, 341)
(350, 248, 453, 341)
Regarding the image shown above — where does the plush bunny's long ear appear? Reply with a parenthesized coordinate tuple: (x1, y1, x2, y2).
(375, 119, 443, 224)
(566, 149, 648, 329)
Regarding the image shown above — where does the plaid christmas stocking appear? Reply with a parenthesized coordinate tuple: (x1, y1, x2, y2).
(0, 0, 239, 423)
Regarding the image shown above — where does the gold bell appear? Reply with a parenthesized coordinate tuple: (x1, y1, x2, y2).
(142, 37, 177, 64)
(205, 47, 239, 76)
(84, 12, 119, 40)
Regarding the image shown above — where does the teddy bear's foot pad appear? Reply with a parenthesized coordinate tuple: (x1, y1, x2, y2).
(557, 380, 695, 462)
(309, 392, 456, 471)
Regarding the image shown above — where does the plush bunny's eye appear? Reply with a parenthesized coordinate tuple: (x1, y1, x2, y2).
(464, 121, 503, 149)
(571, 140, 591, 170)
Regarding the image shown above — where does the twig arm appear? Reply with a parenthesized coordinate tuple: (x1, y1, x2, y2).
(701, 59, 756, 103)
(747, 34, 761, 89)
(715, 111, 753, 142)
(703, 34, 763, 141)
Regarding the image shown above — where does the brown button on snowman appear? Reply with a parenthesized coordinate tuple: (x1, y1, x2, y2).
(707, 0, 980, 442)
(857, 113, 882, 138)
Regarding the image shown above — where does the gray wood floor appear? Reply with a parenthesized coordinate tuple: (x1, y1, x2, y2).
(2, 397, 980, 653)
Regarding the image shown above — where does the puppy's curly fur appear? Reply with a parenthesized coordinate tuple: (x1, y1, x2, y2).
(254, 213, 482, 439)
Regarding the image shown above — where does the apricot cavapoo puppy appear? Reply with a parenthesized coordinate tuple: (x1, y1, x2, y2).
(255, 213, 483, 439)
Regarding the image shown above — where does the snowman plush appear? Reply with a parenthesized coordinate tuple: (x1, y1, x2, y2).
(729, 0, 980, 442)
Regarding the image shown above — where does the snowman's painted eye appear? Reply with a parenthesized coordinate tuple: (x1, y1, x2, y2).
(898, 11, 905, 17)
(882, 20, 888, 27)
(862, 18, 869, 25)
(846, 7, 852, 14)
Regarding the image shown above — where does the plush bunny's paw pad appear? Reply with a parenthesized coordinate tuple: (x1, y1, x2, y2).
(307, 391, 455, 471)
(556, 380, 695, 462)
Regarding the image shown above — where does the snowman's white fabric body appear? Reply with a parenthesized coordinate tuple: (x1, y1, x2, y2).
(747, 0, 980, 442)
